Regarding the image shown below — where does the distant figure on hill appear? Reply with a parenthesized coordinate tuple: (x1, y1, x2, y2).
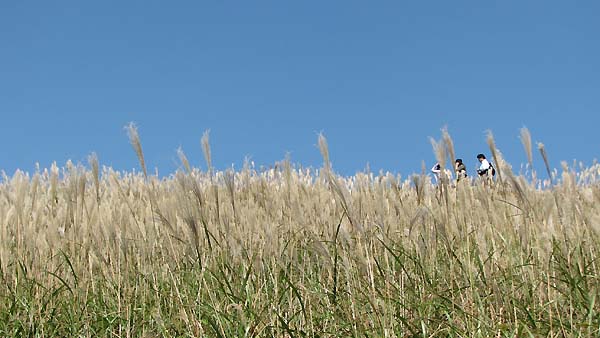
(476, 154, 495, 177)
(431, 162, 441, 179)
(454, 159, 467, 181)
(431, 162, 452, 184)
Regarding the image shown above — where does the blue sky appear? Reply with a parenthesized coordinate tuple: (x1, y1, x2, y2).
(1, 1, 598, 177)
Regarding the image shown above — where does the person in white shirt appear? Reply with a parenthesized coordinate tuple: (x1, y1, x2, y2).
(431, 162, 452, 184)
(431, 162, 441, 183)
(476, 154, 495, 177)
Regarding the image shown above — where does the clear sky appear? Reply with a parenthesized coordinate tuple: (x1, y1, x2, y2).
(1, 1, 599, 177)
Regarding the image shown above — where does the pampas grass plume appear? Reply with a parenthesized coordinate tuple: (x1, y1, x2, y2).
(126, 122, 147, 178)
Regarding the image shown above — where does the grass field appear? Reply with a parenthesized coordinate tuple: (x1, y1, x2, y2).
(0, 127, 599, 337)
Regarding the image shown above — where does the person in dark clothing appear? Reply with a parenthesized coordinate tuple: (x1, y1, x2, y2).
(454, 159, 467, 181)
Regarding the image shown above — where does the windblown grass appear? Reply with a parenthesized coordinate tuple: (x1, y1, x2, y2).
(0, 129, 599, 337)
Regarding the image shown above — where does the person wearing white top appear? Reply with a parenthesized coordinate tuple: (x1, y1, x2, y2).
(431, 162, 441, 183)
(431, 162, 452, 184)
(476, 154, 495, 177)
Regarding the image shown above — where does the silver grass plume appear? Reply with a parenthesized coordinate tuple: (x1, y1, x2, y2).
(126, 122, 147, 178)
(441, 126, 456, 167)
(201, 130, 212, 175)
(126, 122, 158, 232)
(486, 130, 503, 184)
(88, 152, 100, 204)
(224, 167, 236, 226)
(50, 162, 59, 208)
(429, 137, 446, 169)
(317, 133, 360, 231)
(177, 147, 192, 174)
(283, 153, 292, 194)
(282, 152, 293, 210)
(201, 129, 219, 223)
(538, 142, 553, 184)
(431, 134, 451, 208)
(520, 127, 533, 168)
(77, 166, 86, 226)
(318, 132, 331, 174)
(30, 172, 40, 212)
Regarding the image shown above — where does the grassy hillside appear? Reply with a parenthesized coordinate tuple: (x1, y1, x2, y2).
(0, 129, 599, 337)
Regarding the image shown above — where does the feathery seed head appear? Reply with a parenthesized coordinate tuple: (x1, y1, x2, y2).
(177, 147, 192, 174)
(520, 127, 533, 167)
(201, 130, 212, 173)
(441, 126, 456, 167)
(126, 122, 147, 178)
(318, 133, 331, 173)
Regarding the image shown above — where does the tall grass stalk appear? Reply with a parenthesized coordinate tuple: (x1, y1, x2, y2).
(520, 127, 533, 169)
(538, 142, 553, 184)
(126, 122, 147, 178)
(201, 130, 220, 225)
(441, 126, 456, 167)
(486, 130, 503, 185)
